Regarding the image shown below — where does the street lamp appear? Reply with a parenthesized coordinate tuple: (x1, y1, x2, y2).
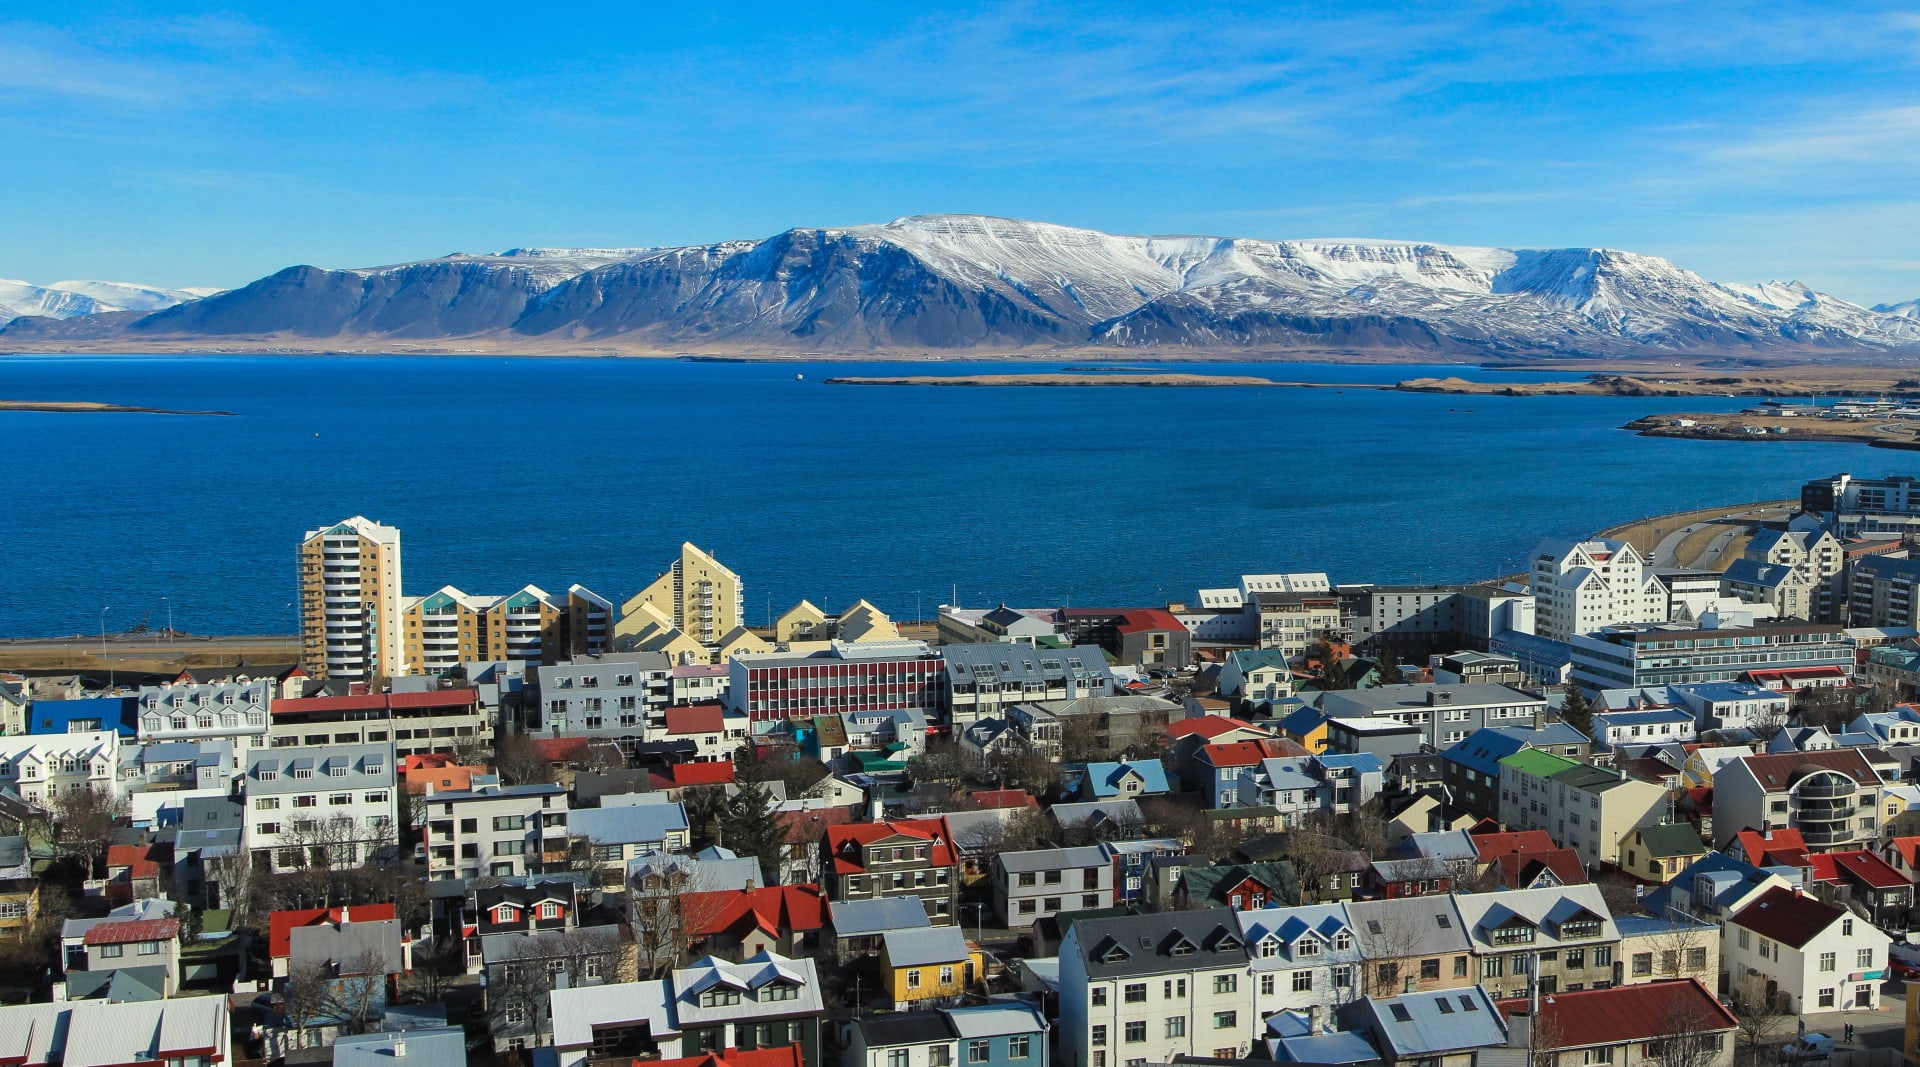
(162, 596, 172, 643)
(967, 901, 985, 945)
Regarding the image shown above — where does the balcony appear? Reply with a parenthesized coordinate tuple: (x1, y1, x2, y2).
(1795, 778, 1858, 800)
(1799, 825, 1862, 848)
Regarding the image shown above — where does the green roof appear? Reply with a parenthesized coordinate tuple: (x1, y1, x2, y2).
(1499, 748, 1579, 778)
(1634, 822, 1707, 859)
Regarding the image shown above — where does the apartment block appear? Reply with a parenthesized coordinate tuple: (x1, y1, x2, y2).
(1497, 749, 1666, 870)
(422, 782, 571, 881)
(299, 516, 403, 681)
(1319, 683, 1548, 752)
(618, 542, 744, 647)
(243, 743, 397, 872)
(268, 688, 491, 759)
(940, 643, 1117, 725)
(1712, 749, 1885, 850)
(1058, 909, 1258, 1067)
(1848, 554, 1920, 628)
(401, 583, 615, 674)
(1569, 620, 1854, 693)
(1530, 539, 1668, 642)
(535, 652, 674, 736)
(822, 819, 960, 925)
(730, 642, 945, 724)
(1802, 472, 1920, 537)
(135, 678, 272, 752)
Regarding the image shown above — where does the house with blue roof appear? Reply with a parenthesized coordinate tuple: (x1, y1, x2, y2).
(29, 696, 136, 736)
(1590, 707, 1696, 751)
(1640, 851, 1789, 922)
(1849, 705, 1920, 746)
(1077, 758, 1170, 801)
(1668, 679, 1788, 732)
(1336, 986, 1508, 1067)
(1311, 753, 1385, 815)
(569, 802, 691, 872)
(1266, 1009, 1381, 1066)
(1236, 903, 1364, 1020)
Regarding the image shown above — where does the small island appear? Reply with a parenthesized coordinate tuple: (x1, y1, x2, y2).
(0, 400, 236, 416)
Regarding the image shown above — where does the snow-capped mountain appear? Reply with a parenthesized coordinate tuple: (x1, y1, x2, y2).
(1875, 299, 1920, 319)
(0, 277, 215, 321)
(6, 216, 1920, 355)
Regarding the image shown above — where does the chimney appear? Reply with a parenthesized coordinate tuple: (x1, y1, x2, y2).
(869, 795, 883, 822)
(1308, 1004, 1323, 1036)
(1534, 704, 1545, 731)
(392, 1042, 406, 1058)
(1403, 975, 1415, 994)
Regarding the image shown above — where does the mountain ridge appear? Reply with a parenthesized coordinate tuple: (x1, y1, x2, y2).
(6, 215, 1919, 357)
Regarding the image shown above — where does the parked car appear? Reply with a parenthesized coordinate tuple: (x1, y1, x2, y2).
(1781, 1035, 1835, 1062)
(1890, 957, 1920, 980)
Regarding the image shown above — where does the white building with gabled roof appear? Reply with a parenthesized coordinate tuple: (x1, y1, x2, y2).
(1530, 538, 1668, 641)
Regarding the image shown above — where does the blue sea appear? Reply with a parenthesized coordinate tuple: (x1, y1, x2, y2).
(0, 355, 1894, 639)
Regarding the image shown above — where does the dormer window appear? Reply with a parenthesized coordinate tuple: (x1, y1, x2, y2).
(1295, 938, 1321, 957)
(1492, 921, 1536, 945)
(1335, 931, 1352, 950)
(292, 768, 312, 779)
(762, 981, 799, 1001)
(171, 716, 188, 731)
(1259, 938, 1279, 958)
(258, 769, 277, 781)
(700, 987, 742, 1008)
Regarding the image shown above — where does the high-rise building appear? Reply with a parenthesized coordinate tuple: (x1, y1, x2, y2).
(618, 542, 743, 646)
(400, 583, 615, 674)
(298, 516, 403, 681)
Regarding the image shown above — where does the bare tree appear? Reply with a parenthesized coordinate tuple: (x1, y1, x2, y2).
(1750, 701, 1790, 746)
(1728, 968, 1793, 1067)
(1060, 715, 1108, 762)
(1523, 1000, 1567, 1067)
(1286, 830, 1359, 904)
(1648, 994, 1726, 1067)
(282, 958, 336, 1050)
(1351, 901, 1432, 997)
(1644, 917, 1715, 982)
(51, 786, 125, 877)
(488, 927, 625, 1047)
(495, 732, 556, 786)
(630, 865, 727, 976)
(206, 849, 255, 924)
(973, 807, 1057, 855)
(1440, 853, 1490, 893)
(325, 946, 393, 1036)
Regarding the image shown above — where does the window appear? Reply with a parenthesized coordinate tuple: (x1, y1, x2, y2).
(763, 982, 798, 1001)
(1421, 958, 1440, 981)
(940, 965, 954, 985)
(1632, 952, 1653, 976)
(1843, 919, 1854, 936)
(1296, 938, 1321, 958)
(1737, 929, 1750, 950)
(1582, 1049, 1613, 1065)
(1165, 978, 1186, 998)
(294, 796, 317, 808)
(1859, 949, 1875, 968)
(1214, 1011, 1237, 1029)
(254, 797, 279, 810)
(1083, 894, 1101, 908)
(1820, 952, 1836, 973)
(1482, 956, 1504, 978)
(137, 940, 159, 955)
(1454, 955, 1470, 977)
(1124, 983, 1146, 1003)
(494, 815, 525, 831)
(1019, 872, 1036, 887)
(1333, 965, 1353, 987)
(969, 1040, 991, 1063)
(364, 791, 388, 804)
(99, 944, 124, 958)
(1009, 1036, 1030, 1059)
(931, 1046, 952, 1067)
(1165, 1017, 1185, 1038)
(1293, 970, 1313, 992)
(1091, 988, 1107, 1007)
(329, 793, 351, 806)
(1819, 988, 1836, 1008)
(1124, 1021, 1146, 1043)
(890, 1052, 910, 1067)
(1091, 1025, 1107, 1047)
(907, 970, 922, 989)
(494, 840, 524, 856)
(1213, 974, 1237, 994)
(1564, 949, 1584, 969)
(1260, 974, 1275, 995)
(699, 988, 741, 1007)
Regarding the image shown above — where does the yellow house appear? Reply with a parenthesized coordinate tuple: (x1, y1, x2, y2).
(1620, 823, 1709, 884)
(835, 600, 901, 643)
(715, 626, 772, 662)
(880, 927, 983, 1009)
(1679, 745, 1755, 789)
(775, 600, 828, 643)
(1278, 707, 1330, 754)
(619, 542, 743, 646)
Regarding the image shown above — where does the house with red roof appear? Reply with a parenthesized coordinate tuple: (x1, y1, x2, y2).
(1490, 847, 1588, 891)
(1161, 716, 1275, 776)
(1497, 978, 1738, 1067)
(966, 788, 1039, 811)
(1469, 830, 1556, 862)
(652, 759, 737, 792)
(778, 807, 855, 884)
(1807, 849, 1913, 934)
(1188, 739, 1287, 807)
(1725, 885, 1891, 1015)
(270, 687, 489, 759)
(1729, 827, 1813, 873)
(81, 916, 181, 996)
(104, 841, 166, 904)
(1882, 835, 1920, 881)
(822, 818, 959, 925)
(664, 702, 746, 761)
(1713, 749, 1887, 851)
(650, 1048, 805, 1067)
(268, 904, 398, 978)
(397, 752, 488, 795)
(682, 884, 830, 960)
(1114, 609, 1191, 668)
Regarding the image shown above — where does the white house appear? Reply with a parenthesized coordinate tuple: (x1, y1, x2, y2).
(1530, 539, 1668, 642)
(1234, 903, 1364, 1022)
(242, 743, 397, 872)
(1590, 708, 1697, 751)
(0, 731, 121, 807)
(1059, 908, 1257, 1067)
(1219, 650, 1292, 703)
(1724, 885, 1889, 1015)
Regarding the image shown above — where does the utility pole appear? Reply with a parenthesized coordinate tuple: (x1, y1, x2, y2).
(100, 606, 112, 690)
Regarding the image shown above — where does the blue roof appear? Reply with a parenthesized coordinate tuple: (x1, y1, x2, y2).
(1314, 752, 1384, 775)
(1641, 851, 1770, 917)
(568, 803, 688, 845)
(1279, 706, 1330, 736)
(1272, 1029, 1382, 1065)
(1346, 987, 1506, 1056)
(1229, 649, 1290, 672)
(1671, 681, 1779, 702)
(1083, 759, 1170, 798)
(334, 1028, 467, 1067)
(1443, 723, 1587, 776)
(29, 697, 136, 736)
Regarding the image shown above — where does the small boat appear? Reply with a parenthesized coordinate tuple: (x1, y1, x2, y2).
(796, 373, 805, 381)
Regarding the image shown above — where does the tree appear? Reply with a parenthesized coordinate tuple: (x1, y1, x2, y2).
(1594, 871, 1644, 917)
(981, 807, 1058, 853)
(1376, 655, 1406, 687)
(1558, 686, 1593, 740)
(906, 741, 968, 786)
(1648, 996, 1727, 1067)
(988, 747, 1062, 798)
(1317, 640, 1353, 691)
(495, 732, 556, 786)
(682, 786, 730, 850)
(325, 946, 394, 1036)
(1728, 968, 1794, 1067)
(1059, 715, 1108, 762)
(1749, 699, 1789, 746)
(735, 741, 831, 797)
(283, 958, 336, 1050)
(50, 786, 124, 877)
(1643, 916, 1715, 982)
(1284, 829, 1358, 904)
(719, 784, 787, 885)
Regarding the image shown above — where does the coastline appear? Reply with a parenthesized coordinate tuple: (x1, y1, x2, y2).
(0, 400, 235, 416)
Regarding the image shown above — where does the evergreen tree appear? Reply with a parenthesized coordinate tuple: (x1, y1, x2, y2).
(1559, 685, 1593, 739)
(1376, 654, 1405, 687)
(719, 784, 788, 886)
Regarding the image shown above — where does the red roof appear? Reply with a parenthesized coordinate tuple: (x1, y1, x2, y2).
(1497, 979, 1736, 1048)
(779, 807, 854, 845)
(1470, 830, 1557, 862)
(655, 761, 737, 789)
(649, 1047, 805, 1067)
(1166, 716, 1269, 741)
(84, 918, 178, 946)
(827, 818, 957, 873)
(1734, 828, 1811, 871)
(1493, 848, 1588, 889)
(271, 688, 477, 716)
(665, 703, 726, 735)
(1817, 849, 1909, 890)
(1731, 885, 1846, 949)
(526, 737, 591, 763)
(1200, 740, 1283, 769)
(1118, 609, 1187, 635)
(269, 904, 397, 958)
(1890, 836, 1920, 869)
(106, 843, 164, 880)
(682, 885, 829, 939)
(969, 789, 1039, 810)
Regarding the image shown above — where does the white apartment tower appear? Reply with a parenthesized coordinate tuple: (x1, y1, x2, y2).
(299, 516, 404, 681)
(1530, 538, 1668, 641)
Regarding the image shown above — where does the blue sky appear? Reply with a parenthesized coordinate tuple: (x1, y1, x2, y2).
(5, 1, 1920, 305)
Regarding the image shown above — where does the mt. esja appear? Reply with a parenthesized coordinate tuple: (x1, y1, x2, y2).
(7, 215, 1920, 356)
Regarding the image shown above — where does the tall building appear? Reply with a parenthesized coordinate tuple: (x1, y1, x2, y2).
(618, 542, 743, 647)
(1848, 554, 1920, 628)
(299, 516, 403, 682)
(1529, 538, 1667, 641)
(1802, 472, 1920, 536)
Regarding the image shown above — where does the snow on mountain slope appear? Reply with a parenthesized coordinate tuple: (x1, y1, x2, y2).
(0, 277, 215, 320)
(10, 216, 1920, 353)
(1875, 299, 1920, 319)
(0, 278, 102, 320)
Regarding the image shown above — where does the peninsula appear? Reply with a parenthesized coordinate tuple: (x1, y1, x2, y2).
(0, 400, 236, 416)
